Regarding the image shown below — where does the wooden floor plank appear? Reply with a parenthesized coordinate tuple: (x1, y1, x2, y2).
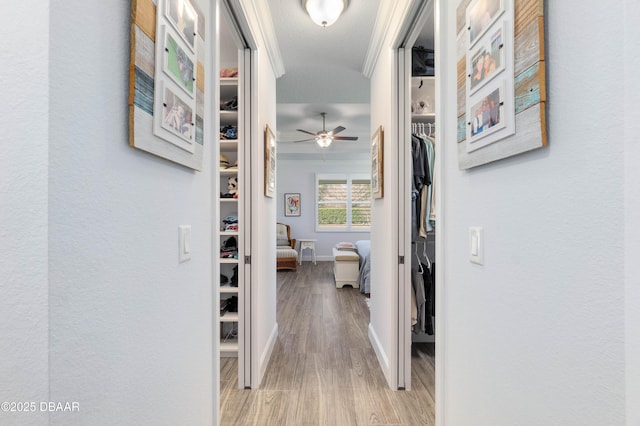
(220, 261, 435, 425)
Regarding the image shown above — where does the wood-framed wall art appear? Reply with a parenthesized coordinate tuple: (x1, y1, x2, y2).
(465, 0, 515, 154)
(371, 126, 384, 199)
(284, 193, 301, 217)
(129, 0, 206, 171)
(456, 0, 547, 169)
(264, 124, 276, 198)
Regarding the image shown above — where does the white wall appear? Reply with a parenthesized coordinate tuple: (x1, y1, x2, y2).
(276, 158, 371, 259)
(435, 1, 626, 424)
(47, 0, 214, 424)
(625, 0, 640, 423)
(369, 45, 401, 386)
(0, 2, 50, 425)
(251, 47, 279, 386)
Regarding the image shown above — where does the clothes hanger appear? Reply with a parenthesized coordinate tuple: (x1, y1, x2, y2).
(422, 240, 431, 270)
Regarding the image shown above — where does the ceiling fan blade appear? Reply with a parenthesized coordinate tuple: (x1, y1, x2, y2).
(296, 129, 317, 136)
(332, 136, 359, 141)
(328, 126, 346, 136)
(290, 138, 316, 143)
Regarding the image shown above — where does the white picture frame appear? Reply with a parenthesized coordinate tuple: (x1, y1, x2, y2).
(468, 22, 506, 95)
(153, 80, 195, 153)
(160, 25, 196, 98)
(466, 79, 515, 152)
(165, 0, 197, 52)
(466, 0, 505, 48)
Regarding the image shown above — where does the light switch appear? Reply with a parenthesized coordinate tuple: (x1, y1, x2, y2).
(179, 225, 192, 263)
(469, 227, 483, 265)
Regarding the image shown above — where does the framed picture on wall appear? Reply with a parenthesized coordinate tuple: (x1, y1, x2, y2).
(466, 78, 515, 153)
(466, 0, 505, 47)
(166, 0, 197, 52)
(160, 25, 196, 97)
(264, 125, 276, 198)
(468, 23, 506, 95)
(152, 80, 195, 153)
(371, 126, 384, 199)
(284, 193, 301, 217)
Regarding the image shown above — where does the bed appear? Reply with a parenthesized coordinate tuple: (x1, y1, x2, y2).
(355, 240, 371, 294)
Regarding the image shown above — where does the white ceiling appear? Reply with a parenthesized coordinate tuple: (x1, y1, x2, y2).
(264, 0, 434, 159)
(267, 0, 381, 158)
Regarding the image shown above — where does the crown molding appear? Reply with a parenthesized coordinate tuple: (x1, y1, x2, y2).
(362, 0, 425, 78)
(234, 0, 286, 78)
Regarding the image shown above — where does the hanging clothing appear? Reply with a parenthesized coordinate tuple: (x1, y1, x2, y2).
(411, 268, 426, 334)
(411, 283, 418, 326)
(413, 133, 434, 238)
(422, 263, 434, 335)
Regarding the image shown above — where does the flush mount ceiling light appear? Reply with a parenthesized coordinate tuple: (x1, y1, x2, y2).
(303, 0, 349, 27)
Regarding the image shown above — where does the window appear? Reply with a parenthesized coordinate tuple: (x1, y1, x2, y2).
(316, 174, 371, 232)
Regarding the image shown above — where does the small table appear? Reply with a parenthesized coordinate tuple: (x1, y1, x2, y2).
(298, 239, 317, 265)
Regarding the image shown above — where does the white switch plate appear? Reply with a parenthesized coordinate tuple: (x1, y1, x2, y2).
(179, 225, 192, 263)
(469, 227, 483, 265)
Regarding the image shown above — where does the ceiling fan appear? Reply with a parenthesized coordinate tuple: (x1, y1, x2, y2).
(291, 112, 358, 148)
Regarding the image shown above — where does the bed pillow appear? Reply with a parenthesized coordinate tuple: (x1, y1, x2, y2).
(335, 242, 357, 252)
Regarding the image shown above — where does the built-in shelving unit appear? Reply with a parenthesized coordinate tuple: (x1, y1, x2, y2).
(218, 74, 240, 358)
(411, 76, 436, 124)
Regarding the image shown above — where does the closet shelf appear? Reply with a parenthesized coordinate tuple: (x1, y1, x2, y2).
(220, 285, 239, 294)
(220, 339, 239, 357)
(220, 170, 238, 177)
(220, 231, 239, 236)
(220, 77, 238, 85)
(220, 140, 239, 151)
(219, 198, 238, 203)
(220, 312, 239, 322)
(220, 258, 239, 264)
(412, 113, 436, 122)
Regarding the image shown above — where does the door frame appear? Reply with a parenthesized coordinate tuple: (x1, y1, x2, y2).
(393, 1, 448, 424)
(218, 0, 259, 392)
(394, 0, 436, 392)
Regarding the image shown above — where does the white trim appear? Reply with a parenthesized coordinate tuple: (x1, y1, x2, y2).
(211, 1, 221, 424)
(315, 255, 335, 262)
(257, 323, 278, 387)
(368, 323, 392, 386)
(236, 0, 286, 77)
(363, 0, 398, 77)
(433, 0, 447, 424)
(363, 0, 425, 77)
(239, 46, 252, 389)
(396, 46, 412, 391)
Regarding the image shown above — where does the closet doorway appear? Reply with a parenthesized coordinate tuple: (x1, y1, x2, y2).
(217, 0, 257, 397)
(396, 0, 440, 395)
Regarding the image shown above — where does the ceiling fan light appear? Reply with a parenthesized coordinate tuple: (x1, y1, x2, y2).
(304, 0, 347, 27)
(316, 135, 332, 148)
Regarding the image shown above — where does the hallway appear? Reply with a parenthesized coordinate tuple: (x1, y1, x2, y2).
(220, 262, 435, 425)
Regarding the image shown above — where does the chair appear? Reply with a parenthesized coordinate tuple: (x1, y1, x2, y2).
(276, 222, 298, 271)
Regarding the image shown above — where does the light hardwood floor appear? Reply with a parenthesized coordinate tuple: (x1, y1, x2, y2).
(220, 261, 435, 425)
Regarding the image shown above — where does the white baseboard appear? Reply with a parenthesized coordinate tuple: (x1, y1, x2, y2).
(256, 322, 278, 387)
(368, 323, 392, 388)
